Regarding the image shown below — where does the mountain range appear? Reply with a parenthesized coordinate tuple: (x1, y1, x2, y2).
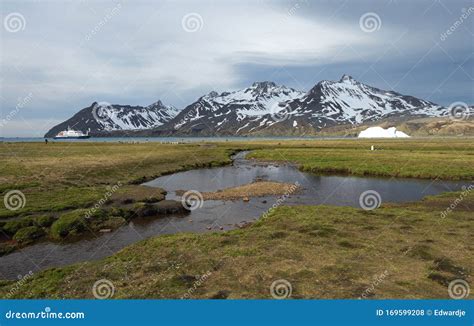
(44, 75, 471, 138)
(44, 101, 178, 138)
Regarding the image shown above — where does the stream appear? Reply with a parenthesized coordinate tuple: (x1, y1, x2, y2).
(0, 151, 467, 280)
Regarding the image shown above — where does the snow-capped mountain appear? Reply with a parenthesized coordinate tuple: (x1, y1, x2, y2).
(157, 75, 446, 136)
(281, 74, 444, 128)
(45, 75, 455, 138)
(167, 81, 305, 134)
(44, 101, 178, 137)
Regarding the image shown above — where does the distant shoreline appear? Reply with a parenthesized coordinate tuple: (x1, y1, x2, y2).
(1, 135, 473, 143)
(1, 136, 353, 143)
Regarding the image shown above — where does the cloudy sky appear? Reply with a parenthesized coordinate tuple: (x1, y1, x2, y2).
(1, 0, 473, 137)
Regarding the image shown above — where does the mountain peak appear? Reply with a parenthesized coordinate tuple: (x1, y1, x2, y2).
(47, 75, 446, 138)
(148, 100, 164, 107)
(207, 91, 219, 98)
(339, 74, 356, 83)
(251, 81, 277, 89)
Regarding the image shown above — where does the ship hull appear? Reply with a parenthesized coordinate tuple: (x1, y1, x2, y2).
(53, 135, 91, 139)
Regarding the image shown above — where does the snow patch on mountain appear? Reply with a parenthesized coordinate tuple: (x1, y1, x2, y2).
(169, 81, 305, 131)
(47, 74, 453, 138)
(44, 100, 179, 138)
(295, 74, 445, 125)
(93, 101, 179, 131)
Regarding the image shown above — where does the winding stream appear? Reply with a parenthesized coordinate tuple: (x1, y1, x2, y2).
(0, 151, 467, 280)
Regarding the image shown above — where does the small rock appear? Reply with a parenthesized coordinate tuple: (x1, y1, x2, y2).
(220, 226, 224, 230)
(210, 290, 230, 299)
(206, 226, 212, 230)
(242, 197, 250, 202)
(262, 200, 267, 204)
(189, 219, 193, 222)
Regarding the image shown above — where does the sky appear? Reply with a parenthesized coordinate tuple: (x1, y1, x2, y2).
(0, 0, 473, 137)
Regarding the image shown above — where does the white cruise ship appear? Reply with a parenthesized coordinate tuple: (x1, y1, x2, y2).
(54, 128, 90, 139)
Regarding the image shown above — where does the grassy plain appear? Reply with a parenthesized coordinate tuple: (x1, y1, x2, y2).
(0, 142, 234, 218)
(0, 191, 472, 299)
(0, 139, 472, 298)
(247, 138, 474, 180)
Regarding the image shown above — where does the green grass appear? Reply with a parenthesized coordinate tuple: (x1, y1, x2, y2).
(0, 139, 472, 298)
(49, 209, 92, 239)
(12, 226, 45, 244)
(247, 138, 474, 180)
(0, 142, 234, 218)
(1, 215, 50, 232)
(1, 190, 471, 299)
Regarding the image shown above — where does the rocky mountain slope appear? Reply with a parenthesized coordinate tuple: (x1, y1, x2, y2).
(156, 75, 447, 136)
(45, 75, 470, 137)
(44, 101, 178, 138)
(159, 81, 305, 136)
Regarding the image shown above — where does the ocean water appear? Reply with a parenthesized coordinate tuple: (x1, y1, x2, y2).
(0, 136, 348, 143)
